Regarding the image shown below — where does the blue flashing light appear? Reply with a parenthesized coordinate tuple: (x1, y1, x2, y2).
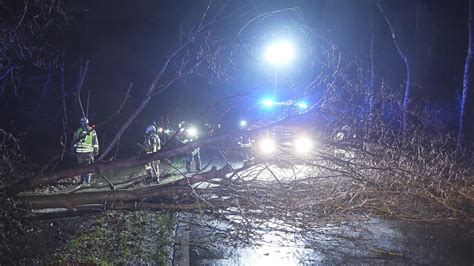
(262, 98, 274, 107)
(239, 120, 248, 127)
(297, 102, 308, 110)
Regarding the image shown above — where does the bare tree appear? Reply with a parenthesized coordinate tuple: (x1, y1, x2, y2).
(97, 1, 236, 161)
(0, 0, 73, 96)
(2, 3, 472, 248)
(376, 1, 411, 133)
(94, 2, 332, 161)
(12, 111, 473, 222)
(368, 0, 376, 127)
(457, 0, 474, 151)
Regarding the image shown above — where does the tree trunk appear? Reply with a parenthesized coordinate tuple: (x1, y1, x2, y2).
(457, 0, 473, 151)
(97, 38, 193, 161)
(5, 130, 244, 196)
(5, 110, 319, 196)
(59, 52, 68, 153)
(14, 165, 233, 210)
(376, 1, 411, 133)
(369, 0, 376, 126)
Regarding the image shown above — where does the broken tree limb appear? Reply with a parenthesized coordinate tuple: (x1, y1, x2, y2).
(5, 132, 240, 196)
(99, 174, 115, 190)
(27, 202, 223, 220)
(14, 165, 234, 210)
(5, 111, 323, 196)
(16, 187, 197, 210)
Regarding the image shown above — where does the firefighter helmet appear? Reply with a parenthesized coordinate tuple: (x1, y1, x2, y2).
(146, 125, 157, 134)
(79, 117, 89, 125)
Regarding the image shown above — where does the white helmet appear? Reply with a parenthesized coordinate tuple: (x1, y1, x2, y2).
(80, 117, 89, 125)
(146, 125, 157, 134)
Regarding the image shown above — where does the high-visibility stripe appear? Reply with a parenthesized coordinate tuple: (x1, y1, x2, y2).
(74, 128, 97, 153)
(76, 147, 94, 153)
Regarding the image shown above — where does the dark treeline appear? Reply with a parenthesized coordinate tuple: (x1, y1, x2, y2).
(0, 0, 472, 168)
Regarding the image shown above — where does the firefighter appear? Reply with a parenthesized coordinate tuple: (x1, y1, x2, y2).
(334, 125, 351, 142)
(144, 125, 161, 182)
(178, 123, 201, 173)
(72, 117, 99, 184)
(238, 120, 254, 163)
(333, 125, 354, 158)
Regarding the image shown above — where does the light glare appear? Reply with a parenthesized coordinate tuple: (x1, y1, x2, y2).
(297, 102, 308, 110)
(265, 40, 295, 66)
(262, 98, 274, 107)
(187, 127, 198, 137)
(294, 136, 313, 154)
(258, 138, 276, 154)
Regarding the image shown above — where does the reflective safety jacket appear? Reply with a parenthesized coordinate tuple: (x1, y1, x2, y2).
(177, 134, 199, 155)
(144, 133, 161, 154)
(73, 127, 99, 154)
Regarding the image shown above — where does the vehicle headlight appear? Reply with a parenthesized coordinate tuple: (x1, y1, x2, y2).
(261, 98, 274, 108)
(294, 136, 313, 155)
(296, 102, 308, 110)
(258, 137, 276, 155)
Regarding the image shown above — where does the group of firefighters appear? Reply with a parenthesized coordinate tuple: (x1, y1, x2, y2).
(71, 117, 201, 184)
(72, 115, 353, 185)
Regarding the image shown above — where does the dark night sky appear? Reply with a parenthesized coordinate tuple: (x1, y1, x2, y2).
(0, 0, 471, 163)
(79, 1, 467, 104)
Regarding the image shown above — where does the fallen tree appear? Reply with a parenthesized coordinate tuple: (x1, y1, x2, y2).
(2, 1, 472, 238)
(13, 133, 474, 224)
(4, 110, 327, 196)
(14, 165, 232, 210)
(4, 130, 242, 196)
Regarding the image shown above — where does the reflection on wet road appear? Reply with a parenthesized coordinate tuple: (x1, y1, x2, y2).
(173, 214, 473, 265)
(171, 157, 473, 265)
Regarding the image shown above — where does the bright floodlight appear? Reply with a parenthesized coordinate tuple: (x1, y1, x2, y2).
(264, 40, 295, 66)
(258, 137, 276, 155)
(240, 120, 248, 128)
(187, 127, 198, 137)
(297, 102, 308, 110)
(294, 136, 313, 155)
(262, 98, 274, 107)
